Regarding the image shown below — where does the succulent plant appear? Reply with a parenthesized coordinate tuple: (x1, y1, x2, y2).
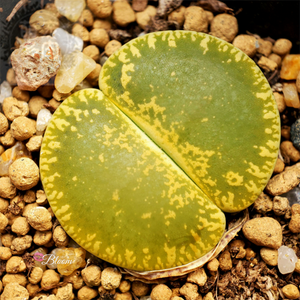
(40, 31, 280, 274)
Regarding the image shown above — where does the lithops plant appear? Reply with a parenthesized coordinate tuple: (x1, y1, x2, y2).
(40, 31, 280, 276)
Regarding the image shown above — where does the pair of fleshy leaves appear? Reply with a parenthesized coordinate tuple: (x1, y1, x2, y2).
(40, 31, 280, 272)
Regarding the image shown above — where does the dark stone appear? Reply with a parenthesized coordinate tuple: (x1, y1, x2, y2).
(291, 119, 300, 151)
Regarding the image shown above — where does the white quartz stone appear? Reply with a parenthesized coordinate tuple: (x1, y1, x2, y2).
(36, 108, 53, 133)
(53, 28, 83, 55)
(278, 245, 298, 274)
(0, 81, 12, 104)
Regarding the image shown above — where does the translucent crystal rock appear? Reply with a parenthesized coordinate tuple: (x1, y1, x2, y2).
(46, 248, 60, 270)
(31, 247, 48, 271)
(55, 0, 85, 22)
(0, 141, 31, 176)
(0, 81, 12, 104)
(282, 187, 300, 206)
(56, 247, 86, 276)
(72, 79, 93, 92)
(36, 108, 53, 133)
(283, 83, 300, 108)
(278, 245, 297, 274)
(55, 50, 96, 93)
(53, 28, 83, 55)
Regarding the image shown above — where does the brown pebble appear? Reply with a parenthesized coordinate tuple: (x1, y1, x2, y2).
(33, 230, 52, 246)
(86, 64, 101, 87)
(6, 256, 27, 273)
(26, 136, 43, 152)
(90, 28, 110, 48)
(168, 6, 186, 27)
(40, 269, 60, 290)
(10, 116, 36, 141)
(296, 71, 300, 94)
(136, 6, 156, 30)
(253, 192, 273, 214)
(119, 280, 131, 293)
(269, 53, 282, 67)
(282, 284, 300, 299)
(273, 38, 292, 56)
(53, 226, 70, 248)
(6, 68, 17, 86)
(132, 0, 148, 11)
(115, 292, 132, 300)
(87, 0, 112, 18)
(12, 86, 30, 102)
(0, 246, 12, 260)
(206, 257, 219, 272)
(281, 125, 291, 140)
(28, 95, 48, 118)
(0, 130, 16, 147)
(289, 204, 300, 233)
(179, 283, 200, 300)
(186, 268, 207, 286)
(0, 113, 9, 135)
(232, 34, 257, 57)
(131, 281, 150, 297)
(79, 9, 94, 27)
(1, 282, 29, 300)
(281, 140, 300, 162)
(260, 248, 278, 266)
(83, 45, 100, 61)
(0, 177, 17, 199)
(82, 265, 101, 287)
(10, 235, 32, 252)
(37, 85, 55, 99)
(78, 285, 98, 300)
(113, 0, 136, 27)
(101, 267, 122, 290)
(210, 13, 238, 42)
(29, 9, 59, 35)
(273, 92, 286, 113)
(183, 6, 208, 32)
(0, 212, 9, 231)
(2, 97, 29, 121)
(105, 40, 122, 56)
(9, 158, 40, 190)
(265, 162, 300, 196)
(219, 249, 232, 271)
(273, 196, 290, 216)
(11, 216, 30, 235)
(229, 239, 246, 259)
(27, 206, 52, 231)
(242, 217, 282, 249)
(257, 38, 273, 57)
(151, 284, 172, 300)
(273, 157, 285, 174)
(72, 23, 90, 42)
(257, 56, 278, 71)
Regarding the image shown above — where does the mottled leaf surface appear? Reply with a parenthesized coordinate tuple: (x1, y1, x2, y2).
(100, 31, 280, 212)
(40, 89, 225, 271)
